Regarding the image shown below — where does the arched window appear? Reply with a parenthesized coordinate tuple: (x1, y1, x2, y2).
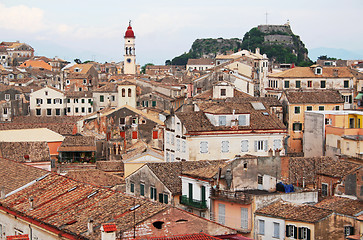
(128, 88, 132, 97)
(122, 88, 125, 97)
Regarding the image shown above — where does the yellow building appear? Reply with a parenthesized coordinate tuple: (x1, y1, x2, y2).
(280, 90, 344, 153)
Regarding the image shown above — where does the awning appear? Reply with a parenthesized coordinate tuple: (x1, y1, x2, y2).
(355, 92, 363, 100)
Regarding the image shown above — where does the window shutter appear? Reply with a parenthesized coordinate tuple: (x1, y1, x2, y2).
(241, 140, 249, 152)
(294, 226, 297, 239)
(152, 130, 158, 139)
(238, 115, 246, 126)
(159, 193, 163, 203)
(350, 226, 355, 235)
(273, 139, 281, 150)
(264, 140, 268, 151)
(241, 208, 248, 229)
(132, 131, 138, 139)
(298, 227, 302, 239)
(307, 228, 311, 240)
(286, 225, 290, 237)
(221, 141, 229, 153)
(254, 141, 258, 152)
(200, 141, 208, 153)
(218, 204, 225, 225)
(150, 187, 154, 199)
(164, 194, 168, 204)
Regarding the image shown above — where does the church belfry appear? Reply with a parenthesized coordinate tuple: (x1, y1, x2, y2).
(123, 21, 136, 75)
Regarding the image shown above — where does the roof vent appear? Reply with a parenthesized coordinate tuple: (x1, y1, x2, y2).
(87, 191, 98, 198)
(262, 112, 269, 116)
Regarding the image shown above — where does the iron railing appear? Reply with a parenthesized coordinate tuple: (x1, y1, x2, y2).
(180, 195, 207, 209)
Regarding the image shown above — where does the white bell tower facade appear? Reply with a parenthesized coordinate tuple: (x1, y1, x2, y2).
(123, 21, 136, 75)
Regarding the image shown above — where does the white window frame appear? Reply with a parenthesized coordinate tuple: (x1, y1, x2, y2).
(219, 116, 226, 126)
(273, 222, 280, 238)
(200, 141, 208, 153)
(241, 140, 249, 152)
(5, 94, 10, 101)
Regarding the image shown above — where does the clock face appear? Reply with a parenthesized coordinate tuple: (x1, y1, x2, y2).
(127, 58, 131, 63)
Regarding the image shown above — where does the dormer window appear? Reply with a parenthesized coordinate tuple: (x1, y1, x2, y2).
(220, 89, 226, 97)
(219, 116, 226, 126)
(315, 67, 322, 75)
(74, 68, 81, 72)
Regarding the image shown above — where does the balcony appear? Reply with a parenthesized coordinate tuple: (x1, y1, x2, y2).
(180, 195, 207, 210)
(211, 189, 252, 204)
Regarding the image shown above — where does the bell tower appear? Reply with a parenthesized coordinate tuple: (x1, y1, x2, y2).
(124, 21, 136, 75)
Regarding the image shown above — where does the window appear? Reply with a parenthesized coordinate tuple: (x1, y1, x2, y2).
(83, 79, 87, 84)
(319, 106, 325, 111)
(150, 186, 157, 200)
(284, 80, 290, 88)
(122, 88, 125, 97)
(88, 107, 92, 113)
(218, 204, 225, 225)
(273, 222, 280, 238)
(3, 108, 7, 115)
(220, 89, 226, 96)
(128, 88, 132, 97)
(200, 141, 208, 153)
(182, 140, 186, 153)
(36, 98, 42, 105)
(273, 139, 281, 150)
(255, 140, 267, 151)
(100, 95, 104, 102)
(81, 99, 85, 103)
(47, 109, 52, 116)
(221, 141, 229, 153)
(75, 107, 79, 113)
(55, 109, 60, 116)
(36, 109, 41, 116)
(14, 228, 23, 235)
(306, 106, 313, 111)
(238, 115, 247, 126)
(258, 175, 263, 185)
(335, 106, 340, 110)
(140, 183, 145, 196)
(74, 99, 78, 103)
(170, 134, 174, 145)
(158, 193, 168, 204)
(344, 95, 353, 104)
(295, 80, 301, 88)
(325, 118, 332, 125)
(292, 122, 302, 131)
(286, 225, 297, 238)
(315, 67, 322, 74)
(294, 106, 300, 114)
(132, 117, 138, 124)
(345, 226, 355, 236)
(166, 132, 170, 144)
(344, 80, 349, 88)
(166, 152, 170, 162)
(241, 140, 249, 152)
(130, 183, 134, 193)
(176, 139, 180, 152)
(201, 186, 206, 203)
(258, 219, 265, 235)
(320, 80, 326, 88)
(67, 98, 71, 103)
(298, 227, 311, 240)
(241, 208, 248, 229)
(44, 91, 48, 96)
(322, 183, 328, 196)
(152, 101, 156, 107)
(307, 81, 312, 88)
(5, 94, 10, 101)
(219, 116, 226, 126)
(81, 107, 85, 113)
(188, 183, 193, 200)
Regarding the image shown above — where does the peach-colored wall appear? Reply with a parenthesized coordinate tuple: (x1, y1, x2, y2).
(48, 141, 62, 156)
(212, 199, 252, 232)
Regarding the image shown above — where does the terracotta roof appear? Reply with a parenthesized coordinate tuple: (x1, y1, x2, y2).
(65, 169, 124, 187)
(102, 223, 117, 232)
(96, 161, 124, 172)
(67, 63, 94, 74)
(255, 200, 333, 223)
(182, 161, 228, 180)
(0, 142, 50, 162)
(289, 156, 361, 185)
(93, 82, 118, 92)
(0, 157, 47, 195)
(0, 173, 167, 239)
(314, 196, 363, 217)
(187, 58, 215, 66)
(176, 102, 285, 133)
(20, 60, 52, 71)
(58, 136, 96, 152)
(141, 232, 221, 240)
(146, 160, 226, 194)
(284, 90, 344, 104)
(269, 66, 354, 78)
(65, 91, 93, 98)
(122, 140, 163, 161)
(6, 235, 29, 240)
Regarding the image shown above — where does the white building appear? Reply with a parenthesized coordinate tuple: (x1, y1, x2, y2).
(164, 101, 286, 161)
(29, 86, 66, 116)
(65, 91, 93, 116)
(187, 58, 215, 71)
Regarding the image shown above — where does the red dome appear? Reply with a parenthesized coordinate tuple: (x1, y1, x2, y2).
(125, 24, 135, 38)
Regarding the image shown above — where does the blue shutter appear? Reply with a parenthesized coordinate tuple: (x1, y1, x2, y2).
(219, 116, 226, 126)
(238, 115, 246, 126)
(241, 208, 248, 229)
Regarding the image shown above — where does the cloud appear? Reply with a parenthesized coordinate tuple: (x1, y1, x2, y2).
(0, 3, 46, 33)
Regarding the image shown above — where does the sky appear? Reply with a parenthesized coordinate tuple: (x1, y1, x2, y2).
(1, 0, 363, 66)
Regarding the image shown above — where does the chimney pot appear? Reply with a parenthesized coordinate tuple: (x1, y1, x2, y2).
(0, 187, 5, 199)
(88, 218, 94, 234)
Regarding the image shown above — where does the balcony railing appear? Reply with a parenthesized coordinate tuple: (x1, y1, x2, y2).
(180, 195, 207, 209)
(211, 189, 252, 204)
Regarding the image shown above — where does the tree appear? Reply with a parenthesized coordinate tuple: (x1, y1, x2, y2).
(165, 60, 171, 65)
(318, 55, 337, 60)
(74, 58, 82, 64)
(141, 63, 154, 74)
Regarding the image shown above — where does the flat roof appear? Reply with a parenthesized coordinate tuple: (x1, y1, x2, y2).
(0, 128, 64, 142)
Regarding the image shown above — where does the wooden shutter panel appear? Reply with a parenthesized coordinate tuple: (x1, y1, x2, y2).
(294, 226, 298, 239)
(298, 227, 302, 239)
(254, 141, 258, 152)
(350, 226, 355, 235)
(152, 130, 158, 139)
(307, 228, 311, 240)
(264, 140, 268, 151)
(286, 225, 290, 237)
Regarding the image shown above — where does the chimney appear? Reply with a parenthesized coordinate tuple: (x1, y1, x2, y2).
(255, 48, 260, 55)
(101, 223, 117, 240)
(88, 218, 94, 234)
(0, 187, 5, 199)
(275, 149, 281, 157)
(268, 148, 273, 157)
(29, 197, 34, 210)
